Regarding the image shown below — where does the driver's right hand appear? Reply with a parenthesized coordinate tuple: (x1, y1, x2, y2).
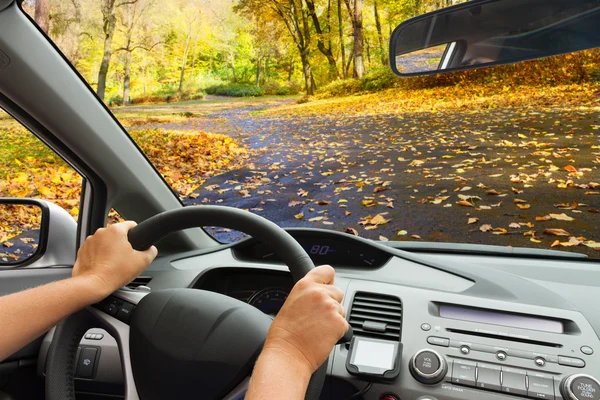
(262, 265, 348, 374)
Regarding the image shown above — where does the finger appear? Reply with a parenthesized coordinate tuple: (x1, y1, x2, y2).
(336, 301, 346, 318)
(144, 245, 159, 261)
(307, 265, 335, 284)
(116, 221, 137, 233)
(322, 285, 344, 303)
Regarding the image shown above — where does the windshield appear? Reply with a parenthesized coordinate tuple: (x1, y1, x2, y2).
(26, 0, 600, 258)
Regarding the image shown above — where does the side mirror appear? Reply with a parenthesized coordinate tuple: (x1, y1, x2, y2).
(389, 0, 600, 76)
(0, 198, 76, 268)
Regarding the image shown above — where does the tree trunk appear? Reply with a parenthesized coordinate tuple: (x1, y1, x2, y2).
(179, 22, 193, 92)
(305, 0, 338, 80)
(373, 0, 386, 66)
(300, 53, 314, 96)
(230, 53, 237, 83)
(97, 10, 117, 102)
(70, 0, 82, 66)
(288, 59, 294, 81)
(122, 50, 132, 105)
(34, 0, 50, 34)
(255, 57, 261, 87)
(337, 0, 347, 79)
(352, 0, 364, 78)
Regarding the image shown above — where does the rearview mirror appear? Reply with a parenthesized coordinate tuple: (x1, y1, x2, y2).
(389, 0, 600, 76)
(0, 199, 46, 266)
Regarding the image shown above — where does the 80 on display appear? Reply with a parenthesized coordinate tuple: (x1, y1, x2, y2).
(307, 245, 336, 256)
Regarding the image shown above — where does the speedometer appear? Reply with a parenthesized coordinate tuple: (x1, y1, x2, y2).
(248, 288, 289, 317)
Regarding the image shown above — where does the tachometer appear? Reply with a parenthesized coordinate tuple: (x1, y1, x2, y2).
(248, 288, 289, 317)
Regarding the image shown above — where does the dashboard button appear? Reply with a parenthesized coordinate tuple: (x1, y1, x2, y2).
(476, 363, 501, 391)
(559, 356, 586, 368)
(77, 347, 97, 379)
(528, 372, 555, 399)
(580, 346, 593, 356)
(452, 359, 476, 387)
(116, 302, 135, 323)
(496, 351, 507, 361)
(534, 357, 546, 367)
(410, 349, 447, 384)
(415, 351, 440, 375)
(427, 336, 449, 347)
(561, 374, 600, 400)
(502, 367, 527, 396)
(459, 345, 470, 355)
(421, 323, 432, 331)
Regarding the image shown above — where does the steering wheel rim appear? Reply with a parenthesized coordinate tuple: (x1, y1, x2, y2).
(45, 206, 328, 400)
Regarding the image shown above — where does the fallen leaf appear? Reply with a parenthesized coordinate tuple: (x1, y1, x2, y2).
(514, 198, 527, 203)
(457, 200, 474, 207)
(316, 200, 331, 205)
(345, 228, 358, 236)
(397, 230, 408, 236)
(509, 223, 521, 229)
(548, 213, 574, 221)
(379, 236, 389, 242)
(480, 224, 493, 232)
(564, 165, 578, 172)
(516, 203, 531, 209)
(294, 213, 304, 220)
(411, 235, 421, 239)
(551, 240, 560, 248)
(288, 200, 303, 207)
(486, 189, 501, 195)
(468, 218, 479, 224)
(544, 228, 570, 236)
(308, 216, 324, 222)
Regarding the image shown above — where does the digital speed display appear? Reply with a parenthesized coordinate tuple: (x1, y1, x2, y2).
(236, 232, 391, 268)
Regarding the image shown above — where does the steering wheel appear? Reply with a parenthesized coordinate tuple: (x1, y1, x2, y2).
(45, 206, 349, 400)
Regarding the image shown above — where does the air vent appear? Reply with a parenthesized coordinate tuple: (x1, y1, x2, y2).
(348, 292, 402, 341)
(126, 276, 152, 290)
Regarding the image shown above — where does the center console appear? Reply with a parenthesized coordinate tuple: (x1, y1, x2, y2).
(332, 279, 600, 400)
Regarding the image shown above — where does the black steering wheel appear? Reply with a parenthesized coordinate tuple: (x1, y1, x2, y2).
(45, 206, 348, 400)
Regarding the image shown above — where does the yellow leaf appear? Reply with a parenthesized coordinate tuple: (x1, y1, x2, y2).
(294, 213, 304, 220)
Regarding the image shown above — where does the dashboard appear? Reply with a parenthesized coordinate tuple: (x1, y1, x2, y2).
(37, 228, 600, 400)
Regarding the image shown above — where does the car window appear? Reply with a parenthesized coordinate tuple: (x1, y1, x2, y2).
(0, 108, 81, 264)
(31, 0, 600, 258)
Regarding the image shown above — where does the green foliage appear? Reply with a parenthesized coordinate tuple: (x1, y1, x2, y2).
(263, 81, 303, 95)
(205, 83, 265, 97)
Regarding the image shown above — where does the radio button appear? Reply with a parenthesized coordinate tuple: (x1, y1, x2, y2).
(451, 359, 476, 387)
(427, 336, 449, 347)
(559, 356, 586, 368)
(561, 374, 600, 400)
(528, 372, 555, 399)
(502, 367, 527, 397)
(476, 363, 501, 391)
(580, 346, 593, 356)
(496, 351, 507, 361)
(460, 345, 470, 355)
(534, 357, 546, 367)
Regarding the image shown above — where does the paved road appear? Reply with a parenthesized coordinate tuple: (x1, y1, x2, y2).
(128, 98, 600, 257)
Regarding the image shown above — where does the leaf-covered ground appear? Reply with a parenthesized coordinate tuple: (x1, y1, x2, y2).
(1, 89, 599, 258)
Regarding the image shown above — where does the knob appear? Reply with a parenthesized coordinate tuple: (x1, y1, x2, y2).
(409, 349, 447, 384)
(560, 374, 600, 400)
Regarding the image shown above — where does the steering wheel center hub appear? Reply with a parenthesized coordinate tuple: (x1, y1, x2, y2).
(129, 289, 272, 400)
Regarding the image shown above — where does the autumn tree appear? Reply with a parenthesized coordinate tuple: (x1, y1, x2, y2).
(305, 0, 338, 80)
(117, 0, 160, 104)
(344, 0, 365, 78)
(97, 0, 139, 101)
(34, 0, 50, 34)
(236, 0, 316, 95)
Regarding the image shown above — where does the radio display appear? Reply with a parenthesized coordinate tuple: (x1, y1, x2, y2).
(439, 304, 564, 334)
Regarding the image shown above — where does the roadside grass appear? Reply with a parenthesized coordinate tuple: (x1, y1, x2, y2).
(0, 111, 249, 221)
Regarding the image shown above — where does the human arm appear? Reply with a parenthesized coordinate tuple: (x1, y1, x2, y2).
(0, 221, 157, 361)
(245, 265, 348, 399)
